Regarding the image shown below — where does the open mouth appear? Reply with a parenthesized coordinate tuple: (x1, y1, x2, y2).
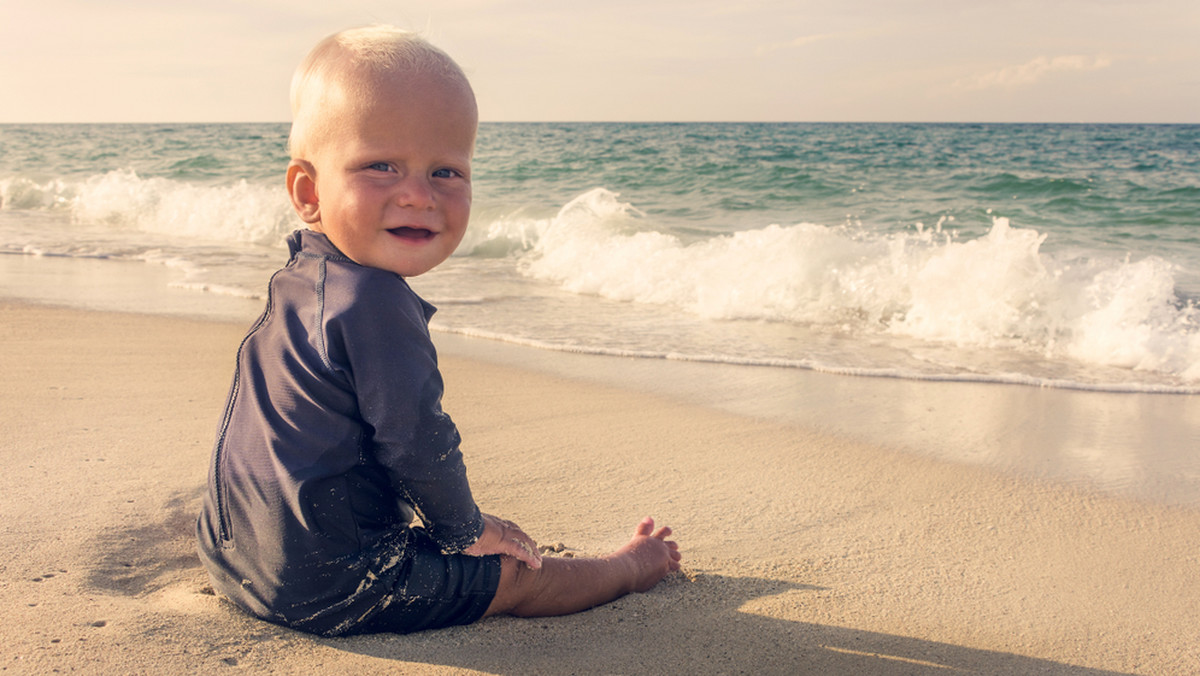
(387, 227, 435, 241)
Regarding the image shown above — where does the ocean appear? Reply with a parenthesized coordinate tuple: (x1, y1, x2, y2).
(2, 122, 1199, 394)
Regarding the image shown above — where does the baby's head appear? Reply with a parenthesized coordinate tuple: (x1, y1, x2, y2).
(286, 26, 477, 277)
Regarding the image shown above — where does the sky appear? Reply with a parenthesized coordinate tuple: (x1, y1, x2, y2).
(2, 0, 1198, 124)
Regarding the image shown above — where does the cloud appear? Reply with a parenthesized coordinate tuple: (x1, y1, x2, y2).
(956, 55, 1114, 90)
(755, 29, 882, 57)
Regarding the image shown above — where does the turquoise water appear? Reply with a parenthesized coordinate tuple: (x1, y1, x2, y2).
(2, 122, 1198, 392)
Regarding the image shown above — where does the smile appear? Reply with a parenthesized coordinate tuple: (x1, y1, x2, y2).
(387, 227, 435, 241)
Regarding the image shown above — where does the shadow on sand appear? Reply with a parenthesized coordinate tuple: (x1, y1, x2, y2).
(329, 573, 1131, 676)
(83, 489, 204, 597)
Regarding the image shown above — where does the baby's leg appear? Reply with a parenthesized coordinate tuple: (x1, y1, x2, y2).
(483, 517, 681, 618)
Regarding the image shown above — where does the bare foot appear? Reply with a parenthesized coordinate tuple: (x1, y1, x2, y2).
(609, 517, 682, 593)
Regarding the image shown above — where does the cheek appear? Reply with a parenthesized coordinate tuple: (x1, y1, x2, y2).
(446, 193, 472, 225)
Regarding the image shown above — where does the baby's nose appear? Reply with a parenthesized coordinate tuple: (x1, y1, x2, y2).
(395, 175, 435, 209)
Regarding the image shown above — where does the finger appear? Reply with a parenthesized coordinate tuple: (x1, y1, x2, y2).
(499, 521, 542, 568)
(508, 535, 542, 569)
(652, 525, 672, 539)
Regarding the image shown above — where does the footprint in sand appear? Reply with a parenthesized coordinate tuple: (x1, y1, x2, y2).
(32, 569, 68, 582)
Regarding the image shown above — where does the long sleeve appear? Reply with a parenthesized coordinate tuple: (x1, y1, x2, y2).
(319, 258, 483, 552)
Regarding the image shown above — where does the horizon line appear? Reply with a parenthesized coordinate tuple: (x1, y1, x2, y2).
(3, 119, 1199, 126)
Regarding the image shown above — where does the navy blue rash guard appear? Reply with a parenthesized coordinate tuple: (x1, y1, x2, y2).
(196, 230, 485, 636)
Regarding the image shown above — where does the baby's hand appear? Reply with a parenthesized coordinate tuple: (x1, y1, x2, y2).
(463, 513, 543, 569)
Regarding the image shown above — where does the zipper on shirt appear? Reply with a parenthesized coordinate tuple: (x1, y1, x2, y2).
(210, 270, 279, 544)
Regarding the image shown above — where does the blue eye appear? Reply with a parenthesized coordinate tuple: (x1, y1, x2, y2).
(432, 168, 462, 179)
(367, 162, 394, 172)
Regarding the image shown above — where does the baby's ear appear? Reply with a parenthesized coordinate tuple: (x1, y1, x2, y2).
(287, 160, 321, 224)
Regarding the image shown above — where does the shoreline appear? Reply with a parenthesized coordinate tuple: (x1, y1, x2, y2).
(4, 251, 1200, 506)
(432, 330, 1200, 507)
(2, 299, 1200, 673)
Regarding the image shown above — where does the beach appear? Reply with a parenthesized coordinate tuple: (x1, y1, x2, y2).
(3, 298, 1198, 674)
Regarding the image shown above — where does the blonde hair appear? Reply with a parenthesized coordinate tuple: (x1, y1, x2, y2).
(288, 25, 474, 159)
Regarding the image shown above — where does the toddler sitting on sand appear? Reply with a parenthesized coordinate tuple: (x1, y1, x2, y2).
(196, 25, 680, 636)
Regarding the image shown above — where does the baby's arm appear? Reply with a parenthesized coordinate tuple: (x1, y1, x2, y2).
(463, 513, 543, 569)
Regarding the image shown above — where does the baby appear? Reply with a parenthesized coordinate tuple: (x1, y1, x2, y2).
(195, 25, 680, 636)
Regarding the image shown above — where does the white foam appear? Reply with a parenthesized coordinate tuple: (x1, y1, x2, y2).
(66, 169, 298, 245)
(0, 176, 74, 210)
(1066, 258, 1200, 378)
(481, 188, 1200, 383)
(457, 210, 550, 257)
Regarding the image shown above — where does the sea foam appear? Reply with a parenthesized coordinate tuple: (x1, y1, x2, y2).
(492, 188, 1200, 383)
(69, 169, 296, 245)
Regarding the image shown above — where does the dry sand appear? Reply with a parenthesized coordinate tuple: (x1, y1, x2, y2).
(2, 300, 1198, 674)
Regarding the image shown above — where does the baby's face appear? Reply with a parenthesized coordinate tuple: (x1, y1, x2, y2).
(301, 70, 476, 277)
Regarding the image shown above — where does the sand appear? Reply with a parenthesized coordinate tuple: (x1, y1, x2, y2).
(2, 299, 1199, 674)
